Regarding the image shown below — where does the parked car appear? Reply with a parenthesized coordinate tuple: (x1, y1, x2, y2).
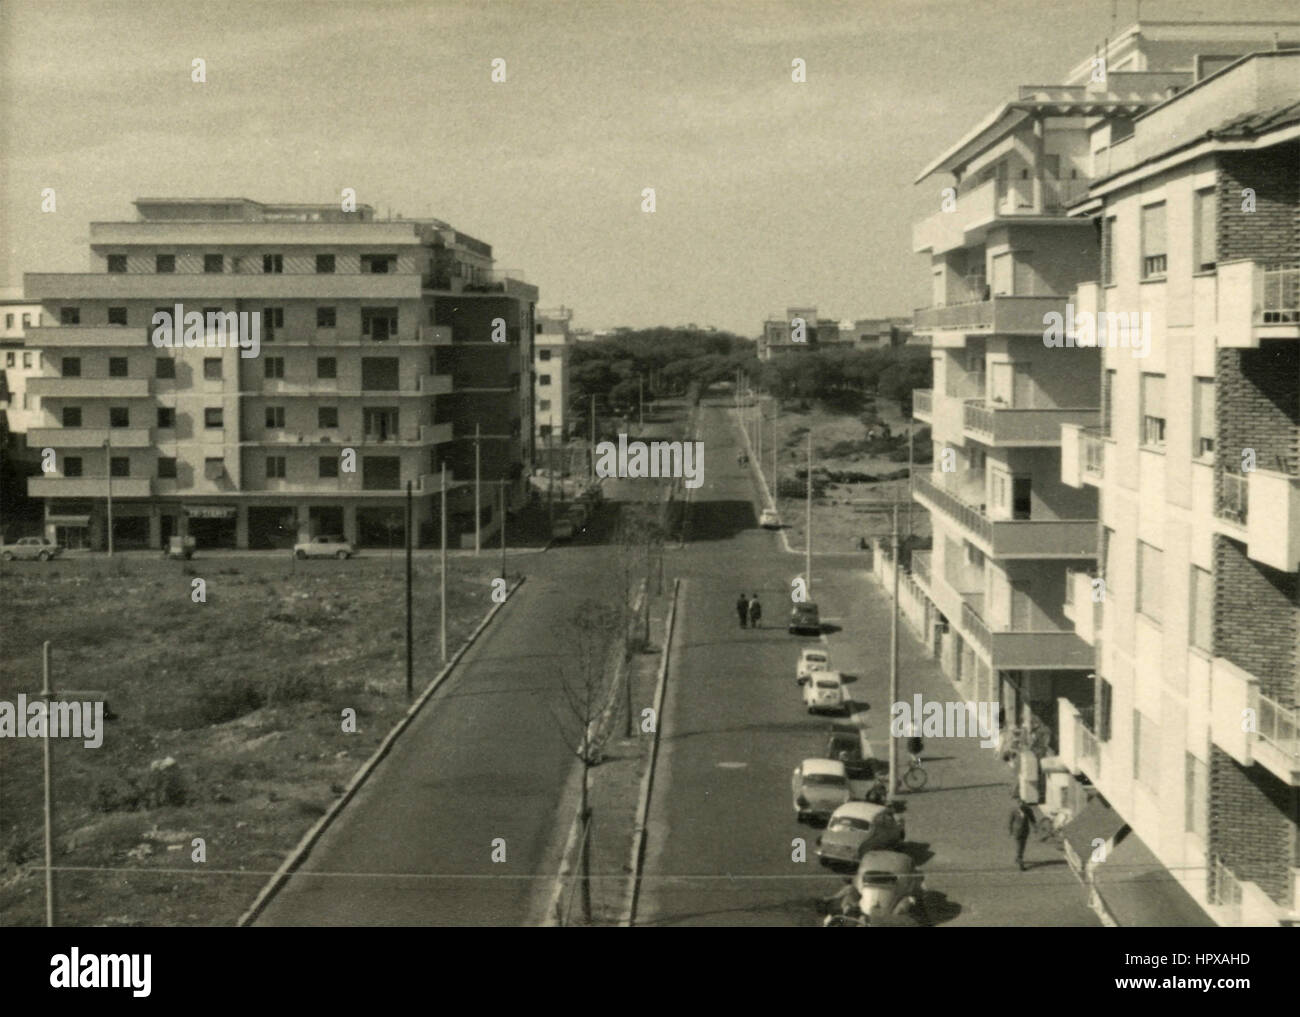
(791, 758, 851, 824)
(1, 536, 62, 561)
(851, 850, 926, 925)
(826, 725, 881, 800)
(293, 534, 354, 559)
(551, 517, 576, 541)
(759, 507, 781, 529)
(797, 647, 830, 682)
(803, 670, 848, 714)
(789, 601, 821, 634)
(816, 803, 905, 868)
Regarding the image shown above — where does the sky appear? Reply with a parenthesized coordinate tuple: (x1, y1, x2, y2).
(1, 0, 1296, 335)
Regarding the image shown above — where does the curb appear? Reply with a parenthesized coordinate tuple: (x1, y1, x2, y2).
(619, 576, 681, 927)
(235, 575, 527, 927)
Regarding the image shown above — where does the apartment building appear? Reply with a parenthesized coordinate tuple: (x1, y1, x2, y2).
(759, 306, 841, 359)
(22, 197, 536, 551)
(1, 296, 46, 442)
(535, 306, 573, 442)
(1051, 49, 1300, 926)
(844, 317, 914, 350)
(904, 21, 1298, 925)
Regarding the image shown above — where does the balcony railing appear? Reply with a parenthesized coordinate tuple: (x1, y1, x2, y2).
(913, 389, 933, 418)
(1082, 427, 1105, 477)
(961, 599, 990, 648)
(1217, 472, 1249, 525)
(1076, 715, 1099, 769)
(914, 295, 1067, 335)
(1261, 262, 1300, 324)
(1209, 856, 1243, 924)
(1257, 691, 1300, 765)
(963, 401, 1101, 446)
(914, 472, 992, 543)
(909, 549, 931, 589)
(914, 471, 1097, 556)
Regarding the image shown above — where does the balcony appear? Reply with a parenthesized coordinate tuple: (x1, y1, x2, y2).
(23, 271, 422, 301)
(913, 472, 1097, 558)
(421, 422, 453, 444)
(914, 295, 1067, 340)
(962, 399, 1099, 446)
(1063, 568, 1103, 645)
(28, 377, 151, 399)
(24, 325, 143, 347)
(1218, 259, 1300, 347)
(1216, 471, 1249, 527)
(960, 595, 1095, 669)
(26, 427, 152, 449)
(417, 373, 452, 396)
(909, 549, 932, 591)
(29, 476, 152, 498)
(913, 175, 1094, 255)
(912, 389, 933, 421)
(1245, 466, 1300, 571)
(1257, 691, 1300, 783)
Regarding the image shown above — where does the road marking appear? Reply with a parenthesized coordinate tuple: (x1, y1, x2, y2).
(716, 761, 748, 769)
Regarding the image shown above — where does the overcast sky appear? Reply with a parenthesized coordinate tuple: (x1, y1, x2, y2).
(1, 0, 1295, 334)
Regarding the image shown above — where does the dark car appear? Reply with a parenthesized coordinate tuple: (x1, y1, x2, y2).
(789, 601, 821, 634)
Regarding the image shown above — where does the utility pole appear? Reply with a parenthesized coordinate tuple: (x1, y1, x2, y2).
(103, 433, 113, 556)
(440, 463, 448, 663)
(499, 479, 507, 580)
(405, 481, 413, 700)
(756, 397, 763, 468)
(547, 429, 554, 526)
(805, 429, 812, 599)
(589, 394, 596, 485)
(907, 419, 914, 537)
(41, 641, 54, 927)
(638, 376, 644, 430)
(474, 423, 481, 555)
(888, 504, 900, 802)
(771, 407, 778, 506)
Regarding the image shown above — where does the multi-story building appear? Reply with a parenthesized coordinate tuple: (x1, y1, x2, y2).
(843, 317, 914, 350)
(904, 21, 1298, 925)
(1, 296, 47, 441)
(1052, 48, 1300, 926)
(22, 197, 536, 550)
(759, 306, 840, 359)
(535, 306, 573, 442)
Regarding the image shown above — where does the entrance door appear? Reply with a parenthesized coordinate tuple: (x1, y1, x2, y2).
(1012, 476, 1032, 520)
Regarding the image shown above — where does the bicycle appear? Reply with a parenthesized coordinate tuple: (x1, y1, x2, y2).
(901, 754, 927, 791)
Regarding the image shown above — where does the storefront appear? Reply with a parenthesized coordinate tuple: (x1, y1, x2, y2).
(185, 504, 237, 549)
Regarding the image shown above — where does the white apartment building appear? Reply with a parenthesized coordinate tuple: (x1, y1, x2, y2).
(535, 306, 573, 442)
(1, 296, 47, 439)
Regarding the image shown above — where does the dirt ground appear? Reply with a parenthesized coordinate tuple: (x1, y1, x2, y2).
(0, 552, 515, 926)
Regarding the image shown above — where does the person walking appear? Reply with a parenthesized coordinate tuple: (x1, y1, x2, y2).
(748, 593, 762, 630)
(736, 593, 749, 629)
(1009, 792, 1033, 871)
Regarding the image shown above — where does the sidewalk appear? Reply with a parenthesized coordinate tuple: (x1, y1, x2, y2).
(814, 568, 1099, 926)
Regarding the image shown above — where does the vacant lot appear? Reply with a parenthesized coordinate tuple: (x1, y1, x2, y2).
(0, 552, 513, 926)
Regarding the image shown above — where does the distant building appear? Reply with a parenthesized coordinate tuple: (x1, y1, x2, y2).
(535, 306, 574, 443)
(1, 297, 47, 441)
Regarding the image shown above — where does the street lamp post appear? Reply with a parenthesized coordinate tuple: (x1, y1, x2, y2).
(103, 434, 113, 557)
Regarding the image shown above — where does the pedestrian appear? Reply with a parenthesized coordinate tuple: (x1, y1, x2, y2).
(736, 593, 749, 629)
(748, 593, 762, 630)
(1009, 791, 1032, 871)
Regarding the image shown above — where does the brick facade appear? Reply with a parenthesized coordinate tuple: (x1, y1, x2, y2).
(1216, 142, 1300, 263)
(1207, 745, 1298, 907)
(1215, 344, 1300, 483)
(1213, 534, 1299, 707)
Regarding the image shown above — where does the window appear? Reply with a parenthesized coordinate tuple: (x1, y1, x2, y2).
(204, 254, 224, 274)
(108, 306, 128, 325)
(539, 374, 551, 386)
(1140, 202, 1167, 279)
(1193, 377, 1214, 457)
(264, 356, 285, 379)
(107, 254, 127, 273)
(105, 357, 127, 378)
(266, 406, 285, 429)
(204, 457, 224, 480)
(318, 406, 339, 428)
(109, 407, 130, 428)
(319, 457, 340, 478)
(62, 407, 82, 427)
(4, 315, 11, 329)
(539, 348, 552, 361)
(157, 457, 177, 479)
(22, 352, 32, 368)
(110, 457, 130, 478)
(64, 457, 83, 478)
(1133, 710, 1160, 789)
(362, 307, 399, 341)
(1141, 373, 1166, 447)
(3, 352, 12, 366)
(266, 456, 286, 479)
(1137, 540, 1163, 623)
(1101, 216, 1117, 286)
(1190, 566, 1213, 652)
(1193, 189, 1217, 272)
(360, 357, 399, 390)
(361, 254, 395, 274)
(262, 307, 284, 337)
(1185, 753, 1208, 838)
(21, 313, 31, 328)
(157, 407, 176, 429)
(539, 399, 551, 412)
(155, 357, 176, 379)
(202, 358, 222, 381)
(316, 306, 336, 328)
(204, 407, 224, 429)
(317, 357, 336, 379)
(316, 254, 335, 274)
(155, 254, 176, 274)
(60, 307, 81, 325)
(263, 254, 284, 274)
(61, 357, 81, 377)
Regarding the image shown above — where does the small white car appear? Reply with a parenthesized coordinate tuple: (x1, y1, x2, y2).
(1, 536, 62, 561)
(796, 647, 831, 683)
(792, 758, 851, 824)
(803, 670, 848, 714)
(293, 534, 354, 559)
(759, 507, 780, 529)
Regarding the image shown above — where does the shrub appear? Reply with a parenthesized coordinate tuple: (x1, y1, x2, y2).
(196, 677, 265, 726)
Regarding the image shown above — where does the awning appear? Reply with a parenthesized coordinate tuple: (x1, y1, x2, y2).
(1093, 829, 1216, 928)
(1061, 797, 1126, 871)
